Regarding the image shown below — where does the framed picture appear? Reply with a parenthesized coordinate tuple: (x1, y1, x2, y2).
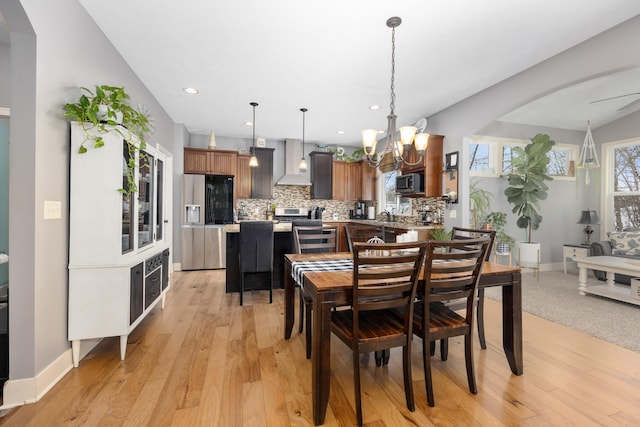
(445, 151, 458, 170)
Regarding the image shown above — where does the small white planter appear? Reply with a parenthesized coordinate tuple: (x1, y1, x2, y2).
(517, 242, 540, 269)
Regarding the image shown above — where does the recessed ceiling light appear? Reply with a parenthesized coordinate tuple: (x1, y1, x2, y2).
(244, 121, 253, 126)
(183, 87, 199, 94)
(377, 130, 385, 134)
(337, 130, 345, 135)
(369, 105, 381, 110)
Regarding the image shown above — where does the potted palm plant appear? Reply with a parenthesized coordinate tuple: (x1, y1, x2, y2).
(64, 85, 151, 195)
(469, 179, 492, 229)
(503, 133, 555, 267)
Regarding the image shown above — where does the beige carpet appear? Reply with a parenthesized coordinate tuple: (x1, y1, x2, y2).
(484, 270, 640, 352)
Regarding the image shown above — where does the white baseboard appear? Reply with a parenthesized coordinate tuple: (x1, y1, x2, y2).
(1, 348, 73, 410)
(173, 262, 182, 271)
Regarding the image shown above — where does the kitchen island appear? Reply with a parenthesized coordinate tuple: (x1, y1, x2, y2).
(223, 220, 441, 294)
(224, 223, 292, 293)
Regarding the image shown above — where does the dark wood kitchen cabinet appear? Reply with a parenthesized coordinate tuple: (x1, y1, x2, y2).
(235, 154, 252, 199)
(310, 151, 333, 199)
(359, 160, 376, 201)
(251, 147, 274, 199)
(332, 160, 347, 200)
(184, 147, 237, 175)
(399, 134, 444, 197)
(332, 160, 375, 201)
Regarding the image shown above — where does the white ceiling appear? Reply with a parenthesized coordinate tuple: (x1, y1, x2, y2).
(71, 1, 640, 145)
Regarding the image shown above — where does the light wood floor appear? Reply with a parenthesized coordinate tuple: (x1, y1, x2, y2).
(3, 269, 640, 426)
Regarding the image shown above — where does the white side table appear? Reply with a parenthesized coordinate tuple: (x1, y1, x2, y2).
(563, 244, 591, 274)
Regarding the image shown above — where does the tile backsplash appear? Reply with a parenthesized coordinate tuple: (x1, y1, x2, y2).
(237, 185, 445, 225)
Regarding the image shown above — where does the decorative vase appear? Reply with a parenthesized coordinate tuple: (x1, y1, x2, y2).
(496, 242, 510, 254)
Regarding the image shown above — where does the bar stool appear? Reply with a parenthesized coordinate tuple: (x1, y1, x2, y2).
(239, 221, 274, 306)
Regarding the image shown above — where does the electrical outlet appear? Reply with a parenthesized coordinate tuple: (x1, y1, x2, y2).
(255, 207, 260, 215)
(449, 209, 457, 219)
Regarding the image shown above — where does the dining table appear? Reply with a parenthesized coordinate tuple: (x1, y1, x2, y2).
(283, 252, 523, 425)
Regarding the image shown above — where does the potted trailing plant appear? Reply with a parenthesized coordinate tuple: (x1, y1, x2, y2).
(469, 178, 492, 229)
(485, 211, 515, 253)
(503, 133, 555, 267)
(64, 85, 150, 195)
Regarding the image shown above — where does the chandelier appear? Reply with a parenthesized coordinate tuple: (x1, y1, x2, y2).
(362, 17, 429, 171)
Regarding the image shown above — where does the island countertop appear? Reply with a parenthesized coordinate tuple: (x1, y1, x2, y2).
(224, 219, 442, 233)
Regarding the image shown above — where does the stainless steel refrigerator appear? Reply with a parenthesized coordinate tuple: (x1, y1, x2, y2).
(181, 174, 233, 270)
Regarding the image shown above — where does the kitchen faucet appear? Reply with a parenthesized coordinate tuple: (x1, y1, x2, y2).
(383, 210, 392, 222)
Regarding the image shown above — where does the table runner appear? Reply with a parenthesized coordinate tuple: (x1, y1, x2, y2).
(291, 259, 353, 288)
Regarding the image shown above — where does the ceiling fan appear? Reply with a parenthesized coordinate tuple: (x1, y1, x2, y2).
(589, 91, 640, 111)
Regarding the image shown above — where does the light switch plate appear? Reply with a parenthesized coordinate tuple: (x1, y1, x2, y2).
(44, 200, 62, 219)
(449, 209, 457, 219)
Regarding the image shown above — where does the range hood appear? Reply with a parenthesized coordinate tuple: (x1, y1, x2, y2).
(276, 139, 312, 186)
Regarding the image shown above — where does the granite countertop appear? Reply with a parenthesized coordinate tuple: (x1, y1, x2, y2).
(225, 219, 441, 233)
(224, 222, 292, 233)
(345, 219, 442, 230)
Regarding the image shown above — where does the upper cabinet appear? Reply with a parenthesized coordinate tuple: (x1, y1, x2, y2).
(400, 134, 444, 197)
(236, 154, 252, 199)
(332, 160, 376, 201)
(251, 147, 275, 199)
(184, 148, 237, 175)
(332, 160, 347, 200)
(359, 160, 376, 201)
(310, 151, 333, 199)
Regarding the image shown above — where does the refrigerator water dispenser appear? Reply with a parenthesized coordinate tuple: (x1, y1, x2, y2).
(185, 205, 201, 224)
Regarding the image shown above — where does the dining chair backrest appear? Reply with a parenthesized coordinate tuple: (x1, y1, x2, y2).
(423, 238, 491, 313)
(351, 241, 428, 320)
(345, 224, 384, 252)
(291, 219, 323, 252)
(451, 227, 496, 261)
(293, 225, 338, 254)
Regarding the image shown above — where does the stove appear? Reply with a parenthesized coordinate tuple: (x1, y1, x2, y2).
(274, 207, 308, 222)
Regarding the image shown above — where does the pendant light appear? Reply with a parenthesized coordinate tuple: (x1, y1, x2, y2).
(299, 108, 308, 172)
(362, 17, 429, 171)
(249, 102, 259, 168)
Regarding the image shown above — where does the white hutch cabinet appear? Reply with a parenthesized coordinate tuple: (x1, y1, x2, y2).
(68, 122, 171, 367)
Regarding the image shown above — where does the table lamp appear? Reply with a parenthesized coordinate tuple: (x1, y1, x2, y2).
(577, 209, 599, 244)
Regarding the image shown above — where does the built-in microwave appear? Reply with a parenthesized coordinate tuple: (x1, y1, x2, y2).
(396, 173, 423, 193)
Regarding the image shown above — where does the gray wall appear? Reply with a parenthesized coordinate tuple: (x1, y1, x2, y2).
(426, 14, 640, 264)
(0, 43, 9, 104)
(1, 0, 181, 386)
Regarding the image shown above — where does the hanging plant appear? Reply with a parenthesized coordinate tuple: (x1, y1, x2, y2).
(64, 85, 151, 195)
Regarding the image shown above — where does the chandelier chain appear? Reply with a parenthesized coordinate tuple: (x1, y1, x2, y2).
(390, 26, 396, 114)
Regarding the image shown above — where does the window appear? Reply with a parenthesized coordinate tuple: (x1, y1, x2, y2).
(470, 136, 577, 179)
(469, 143, 491, 173)
(604, 140, 640, 231)
(378, 169, 412, 216)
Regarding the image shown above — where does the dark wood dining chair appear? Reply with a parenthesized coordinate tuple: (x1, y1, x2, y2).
(436, 227, 496, 360)
(239, 221, 274, 306)
(290, 219, 323, 334)
(292, 225, 338, 359)
(412, 238, 490, 407)
(344, 224, 384, 252)
(331, 241, 427, 426)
